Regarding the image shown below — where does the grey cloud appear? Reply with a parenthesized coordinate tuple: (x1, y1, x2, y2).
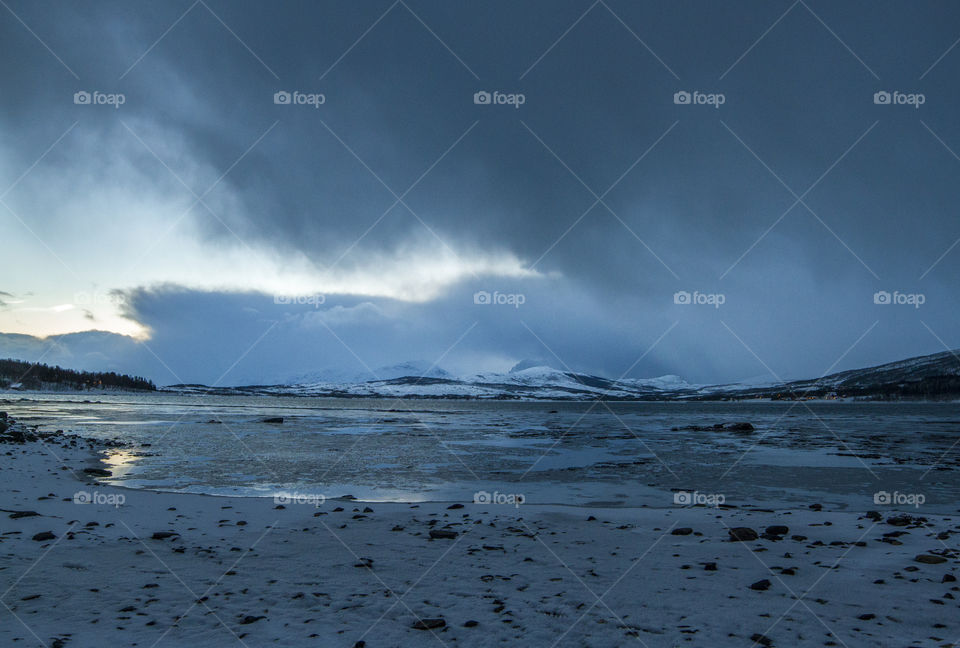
(2, 1, 959, 382)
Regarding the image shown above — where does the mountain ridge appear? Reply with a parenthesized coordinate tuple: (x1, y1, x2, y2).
(163, 348, 960, 401)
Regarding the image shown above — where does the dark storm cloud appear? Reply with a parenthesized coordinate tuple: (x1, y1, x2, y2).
(2, 1, 960, 382)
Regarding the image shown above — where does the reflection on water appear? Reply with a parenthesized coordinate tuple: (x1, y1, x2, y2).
(2, 392, 959, 511)
(101, 449, 143, 479)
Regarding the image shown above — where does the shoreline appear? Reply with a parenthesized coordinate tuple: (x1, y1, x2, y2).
(1, 418, 958, 646)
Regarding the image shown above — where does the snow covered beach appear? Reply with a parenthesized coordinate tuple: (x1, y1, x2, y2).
(1, 416, 958, 647)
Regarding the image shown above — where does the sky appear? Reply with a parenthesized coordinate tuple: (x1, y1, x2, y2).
(1, 0, 960, 386)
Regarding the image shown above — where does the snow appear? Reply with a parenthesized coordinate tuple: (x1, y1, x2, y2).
(1, 429, 957, 647)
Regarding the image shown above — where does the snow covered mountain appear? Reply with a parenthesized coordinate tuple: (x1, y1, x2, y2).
(284, 361, 450, 385)
(165, 349, 960, 401)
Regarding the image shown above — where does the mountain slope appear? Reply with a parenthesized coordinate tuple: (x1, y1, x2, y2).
(164, 349, 960, 401)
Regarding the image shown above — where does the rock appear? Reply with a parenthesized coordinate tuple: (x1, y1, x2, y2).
(9, 510, 40, 519)
(671, 527, 693, 536)
(915, 554, 947, 564)
(32, 531, 56, 542)
(677, 422, 754, 432)
(857, 613, 875, 620)
(703, 562, 717, 571)
(411, 618, 446, 630)
(151, 531, 179, 540)
(82, 467, 112, 477)
(943, 574, 956, 583)
(809, 503, 822, 511)
(729, 527, 759, 542)
(240, 615, 265, 624)
(463, 620, 478, 627)
(429, 529, 458, 540)
(447, 503, 464, 509)
(262, 417, 284, 424)
(750, 633, 773, 647)
(363, 507, 374, 513)
(865, 510, 882, 521)
(887, 514, 916, 527)
(354, 558, 373, 569)
(765, 525, 789, 536)
(750, 579, 771, 591)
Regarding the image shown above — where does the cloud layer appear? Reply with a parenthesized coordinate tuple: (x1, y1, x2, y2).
(2, 1, 959, 384)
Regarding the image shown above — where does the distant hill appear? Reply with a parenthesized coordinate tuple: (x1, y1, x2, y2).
(164, 349, 960, 401)
(0, 358, 156, 392)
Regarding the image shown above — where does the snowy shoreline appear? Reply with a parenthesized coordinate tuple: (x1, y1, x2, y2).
(1, 421, 958, 647)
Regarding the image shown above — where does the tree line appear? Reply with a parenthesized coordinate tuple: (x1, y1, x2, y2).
(0, 358, 156, 391)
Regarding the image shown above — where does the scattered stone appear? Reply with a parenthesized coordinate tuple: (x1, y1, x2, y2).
(671, 527, 693, 536)
(887, 514, 921, 527)
(262, 417, 284, 424)
(857, 613, 876, 621)
(915, 554, 947, 565)
(703, 562, 717, 571)
(750, 579, 771, 591)
(942, 574, 956, 583)
(32, 531, 56, 542)
(9, 511, 39, 519)
(151, 531, 179, 540)
(729, 527, 759, 542)
(448, 504, 464, 510)
(463, 620, 478, 627)
(412, 618, 446, 630)
(240, 615, 265, 625)
(354, 558, 373, 569)
(429, 529, 458, 540)
(750, 632, 773, 646)
(82, 467, 111, 477)
(765, 525, 789, 536)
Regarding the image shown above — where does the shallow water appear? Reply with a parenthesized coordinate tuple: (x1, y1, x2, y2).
(3, 392, 959, 512)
